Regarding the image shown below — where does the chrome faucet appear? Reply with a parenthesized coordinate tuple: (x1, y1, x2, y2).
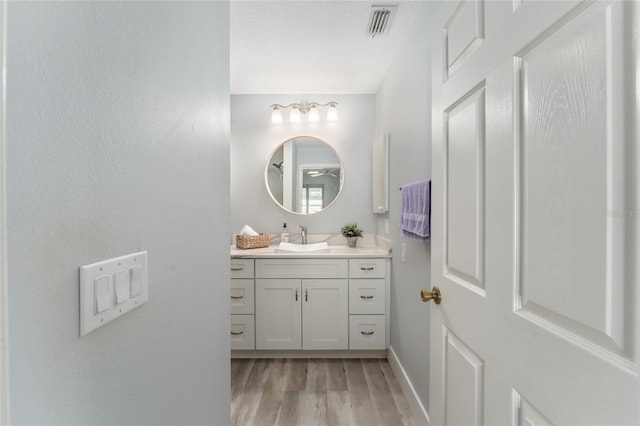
(299, 226, 307, 244)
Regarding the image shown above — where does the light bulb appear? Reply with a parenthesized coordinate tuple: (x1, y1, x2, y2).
(290, 106, 301, 123)
(271, 106, 282, 124)
(327, 103, 338, 121)
(308, 105, 320, 122)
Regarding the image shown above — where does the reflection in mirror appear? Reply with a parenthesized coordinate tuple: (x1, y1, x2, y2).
(265, 136, 344, 215)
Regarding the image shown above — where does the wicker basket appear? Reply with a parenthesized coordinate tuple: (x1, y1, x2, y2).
(236, 233, 270, 250)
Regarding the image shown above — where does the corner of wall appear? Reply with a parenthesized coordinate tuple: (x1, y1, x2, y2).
(388, 346, 430, 425)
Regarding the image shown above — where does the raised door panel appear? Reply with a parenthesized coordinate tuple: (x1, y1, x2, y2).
(512, 390, 553, 426)
(302, 279, 348, 350)
(445, 84, 486, 294)
(255, 279, 301, 350)
(444, 0, 484, 78)
(516, 1, 632, 362)
(442, 328, 484, 426)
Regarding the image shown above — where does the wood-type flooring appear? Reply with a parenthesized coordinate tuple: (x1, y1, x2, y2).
(231, 358, 416, 426)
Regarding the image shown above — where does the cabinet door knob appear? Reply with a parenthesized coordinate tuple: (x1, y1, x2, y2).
(295, 288, 298, 301)
(305, 289, 308, 302)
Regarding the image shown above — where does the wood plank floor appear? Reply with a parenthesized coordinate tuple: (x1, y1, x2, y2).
(231, 358, 416, 426)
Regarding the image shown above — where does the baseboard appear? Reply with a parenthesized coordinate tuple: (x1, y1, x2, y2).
(387, 346, 430, 425)
(231, 349, 387, 359)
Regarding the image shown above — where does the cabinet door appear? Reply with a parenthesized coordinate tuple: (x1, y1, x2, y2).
(302, 279, 348, 350)
(255, 279, 301, 350)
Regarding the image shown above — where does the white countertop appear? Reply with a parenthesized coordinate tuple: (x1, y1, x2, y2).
(230, 244, 391, 259)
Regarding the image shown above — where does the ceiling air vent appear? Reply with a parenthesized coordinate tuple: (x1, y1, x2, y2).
(366, 5, 397, 38)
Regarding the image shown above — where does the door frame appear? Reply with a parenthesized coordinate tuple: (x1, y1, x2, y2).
(0, 0, 9, 423)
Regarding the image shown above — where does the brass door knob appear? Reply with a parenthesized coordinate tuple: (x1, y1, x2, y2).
(421, 286, 442, 304)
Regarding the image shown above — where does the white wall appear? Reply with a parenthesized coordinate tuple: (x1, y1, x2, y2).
(231, 94, 376, 237)
(7, 2, 230, 424)
(376, 0, 441, 415)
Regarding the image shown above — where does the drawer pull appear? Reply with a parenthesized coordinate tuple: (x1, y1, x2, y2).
(360, 295, 374, 300)
(360, 330, 375, 336)
(230, 266, 244, 271)
(295, 289, 299, 301)
(230, 330, 244, 336)
(360, 267, 375, 271)
(230, 295, 244, 300)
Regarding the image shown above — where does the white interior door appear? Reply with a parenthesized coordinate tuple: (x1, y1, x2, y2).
(430, 1, 639, 425)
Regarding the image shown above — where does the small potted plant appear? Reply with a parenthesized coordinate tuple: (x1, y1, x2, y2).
(341, 223, 364, 248)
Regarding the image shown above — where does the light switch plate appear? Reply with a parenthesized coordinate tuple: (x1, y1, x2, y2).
(80, 251, 148, 336)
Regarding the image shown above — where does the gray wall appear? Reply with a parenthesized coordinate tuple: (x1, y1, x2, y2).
(7, 2, 230, 424)
(376, 0, 441, 414)
(231, 94, 376, 237)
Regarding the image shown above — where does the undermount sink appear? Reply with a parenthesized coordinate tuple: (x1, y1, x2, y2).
(274, 242, 330, 253)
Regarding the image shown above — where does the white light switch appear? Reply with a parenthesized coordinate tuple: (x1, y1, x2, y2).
(130, 266, 142, 297)
(80, 251, 148, 336)
(95, 276, 111, 313)
(114, 270, 130, 304)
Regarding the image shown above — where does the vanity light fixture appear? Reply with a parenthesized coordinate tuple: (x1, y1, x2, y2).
(270, 102, 339, 124)
(327, 102, 338, 121)
(289, 105, 301, 123)
(308, 105, 320, 122)
(270, 105, 283, 124)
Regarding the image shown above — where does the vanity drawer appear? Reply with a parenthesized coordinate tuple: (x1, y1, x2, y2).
(230, 259, 254, 278)
(231, 315, 255, 350)
(349, 315, 386, 350)
(231, 279, 255, 315)
(256, 259, 348, 279)
(349, 279, 385, 315)
(349, 259, 386, 278)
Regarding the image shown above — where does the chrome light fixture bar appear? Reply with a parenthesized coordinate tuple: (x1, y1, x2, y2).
(270, 102, 338, 124)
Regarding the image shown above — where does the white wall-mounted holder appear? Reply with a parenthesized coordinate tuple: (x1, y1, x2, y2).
(372, 133, 390, 213)
(79, 251, 148, 336)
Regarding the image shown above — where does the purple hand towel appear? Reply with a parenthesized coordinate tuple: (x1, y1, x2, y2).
(399, 179, 431, 241)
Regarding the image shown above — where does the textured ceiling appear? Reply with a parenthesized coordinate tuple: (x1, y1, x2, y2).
(230, 1, 424, 94)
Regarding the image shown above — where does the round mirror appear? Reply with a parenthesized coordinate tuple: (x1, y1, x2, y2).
(265, 136, 344, 215)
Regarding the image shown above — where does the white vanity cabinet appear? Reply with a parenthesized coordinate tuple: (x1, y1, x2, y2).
(230, 253, 390, 355)
(230, 259, 255, 350)
(255, 259, 349, 350)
